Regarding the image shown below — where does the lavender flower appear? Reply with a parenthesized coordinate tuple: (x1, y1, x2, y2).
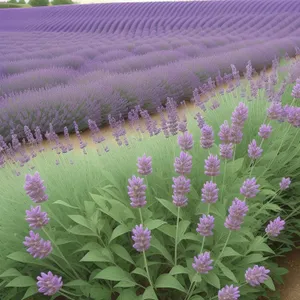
(195, 112, 205, 129)
(197, 215, 215, 236)
(218, 121, 231, 144)
(37, 271, 63, 296)
(258, 124, 272, 139)
(231, 102, 248, 128)
(200, 124, 214, 149)
(220, 143, 233, 160)
(127, 176, 147, 208)
(240, 178, 260, 198)
(265, 217, 285, 237)
(248, 140, 263, 159)
(280, 177, 291, 190)
(192, 252, 213, 274)
(287, 106, 300, 127)
(178, 131, 194, 151)
(267, 102, 283, 120)
(204, 154, 220, 177)
(137, 154, 152, 176)
(23, 231, 52, 259)
(24, 172, 48, 203)
(201, 181, 219, 203)
(172, 176, 191, 196)
(245, 265, 270, 286)
(132, 224, 151, 252)
(229, 125, 243, 144)
(225, 198, 249, 231)
(291, 81, 300, 98)
(218, 285, 240, 300)
(25, 206, 49, 229)
(174, 152, 192, 175)
(172, 193, 188, 207)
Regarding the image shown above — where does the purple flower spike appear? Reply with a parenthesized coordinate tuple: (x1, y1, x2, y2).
(231, 102, 248, 128)
(24, 172, 48, 203)
(291, 82, 300, 98)
(200, 124, 214, 149)
(218, 121, 231, 144)
(229, 125, 243, 144)
(192, 252, 213, 274)
(218, 285, 240, 300)
(240, 178, 260, 198)
(225, 198, 248, 231)
(178, 131, 194, 151)
(245, 265, 270, 286)
(267, 102, 283, 120)
(201, 181, 219, 203)
(137, 154, 152, 176)
(37, 271, 63, 296)
(197, 215, 215, 236)
(280, 177, 291, 190)
(127, 175, 147, 208)
(220, 143, 233, 159)
(265, 217, 285, 237)
(172, 193, 188, 207)
(25, 206, 49, 229)
(172, 175, 191, 196)
(258, 124, 272, 139)
(24, 231, 52, 259)
(132, 224, 151, 252)
(204, 154, 220, 177)
(248, 140, 263, 160)
(174, 152, 192, 175)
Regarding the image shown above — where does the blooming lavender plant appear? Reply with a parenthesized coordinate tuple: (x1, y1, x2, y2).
(137, 154, 152, 176)
(265, 217, 285, 237)
(258, 124, 272, 139)
(225, 198, 249, 230)
(231, 102, 248, 128)
(196, 215, 215, 236)
(280, 177, 291, 190)
(127, 175, 147, 208)
(248, 140, 263, 159)
(240, 178, 260, 199)
(218, 285, 240, 300)
(132, 224, 151, 252)
(174, 151, 192, 175)
(172, 175, 191, 207)
(37, 271, 63, 296)
(204, 154, 220, 177)
(245, 265, 270, 286)
(25, 206, 49, 229)
(218, 121, 231, 144)
(201, 181, 219, 203)
(23, 231, 52, 259)
(200, 124, 214, 149)
(220, 143, 233, 159)
(291, 80, 300, 98)
(24, 172, 48, 203)
(178, 131, 194, 151)
(192, 252, 213, 274)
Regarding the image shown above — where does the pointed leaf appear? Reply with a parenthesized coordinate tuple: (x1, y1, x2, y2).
(177, 220, 191, 243)
(155, 274, 186, 292)
(221, 247, 242, 258)
(264, 277, 275, 291)
(151, 236, 174, 264)
(64, 280, 91, 287)
(203, 272, 220, 289)
(80, 249, 113, 263)
(217, 262, 238, 283)
(6, 276, 36, 287)
(109, 224, 131, 243)
(110, 244, 135, 265)
(155, 198, 182, 218)
(132, 268, 148, 279)
(0, 268, 22, 278)
(114, 281, 136, 288)
(169, 266, 188, 276)
(144, 219, 166, 230)
(143, 286, 158, 300)
(22, 286, 38, 300)
(94, 266, 132, 282)
(52, 200, 79, 210)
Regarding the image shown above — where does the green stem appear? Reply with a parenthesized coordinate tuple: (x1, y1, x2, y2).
(59, 291, 76, 300)
(61, 288, 81, 297)
(42, 228, 80, 279)
(184, 281, 196, 300)
(221, 159, 227, 204)
(186, 281, 196, 300)
(139, 208, 144, 225)
(174, 207, 180, 266)
(214, 231, 232, 265)
(143, 250, 156, 295)
(253, 189, 281, 218)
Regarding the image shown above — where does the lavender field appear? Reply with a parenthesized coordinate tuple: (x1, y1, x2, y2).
(0, 0, 300, 141)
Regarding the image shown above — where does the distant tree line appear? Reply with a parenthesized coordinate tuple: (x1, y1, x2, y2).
(7, 0, 75, 6)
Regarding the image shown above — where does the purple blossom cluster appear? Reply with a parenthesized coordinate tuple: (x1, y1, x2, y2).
(225, 198, 249, 230)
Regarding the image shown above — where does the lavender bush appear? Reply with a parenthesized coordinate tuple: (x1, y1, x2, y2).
(0, 64, 299, 300)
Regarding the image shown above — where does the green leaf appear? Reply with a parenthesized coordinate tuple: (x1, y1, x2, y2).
(221, 247, 242, 258)
(155, 274, 186, 292)
(248, 237, 275, 254)
(226, 158, 244, 175)
(144, 219, 166, 230)
(118, 289, 140, 300)
(203, 272, 220, 289)
(0, 268, 22, 278)
(6, 276, 36, 287)
(217, 262, 238, 283)
(143, 286, 158, 300)
(110, 244, 135, 265)
(94, 266, 132, 282)
(177, 220, 191, 243)
(22, 286, 38, 300)
(151, 236, 174, 264)
(64, 280, 91, 287)
(80, 249, 113, 263)
(183, 232, 201, 242)
(56, 238, 77, 246)
(68, 215, 92, 229)
(264, 277, 275, 291)
(169, 266, 188, 276)
(157, 224, 176, 239)
(239, 254, 268, 265)
(132, 268, 148, 279)
(52, 200, 79, 210)
(190, 296, 204, 300)
(114, 281, 136, 288)
(155, 197, 182, 218)
(109, 224, 131, 243)
(68, 225, 98, 237)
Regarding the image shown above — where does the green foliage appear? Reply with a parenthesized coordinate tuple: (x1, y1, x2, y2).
(51, 0, 74, 5)
(0, 61, 299, 299)
(29, 0, 48, 6)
